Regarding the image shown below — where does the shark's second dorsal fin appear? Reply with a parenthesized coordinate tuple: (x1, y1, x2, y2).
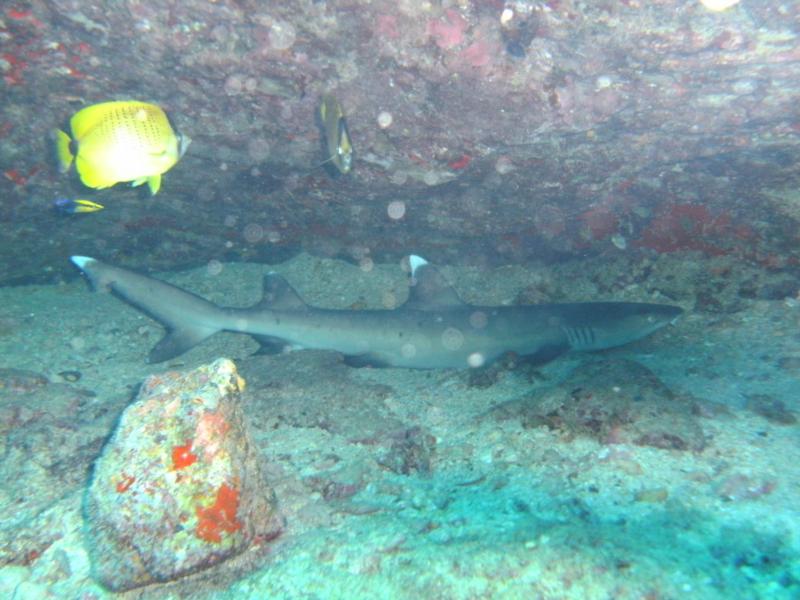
(257, 273, 307, 310)
(405, 255, 464, 310)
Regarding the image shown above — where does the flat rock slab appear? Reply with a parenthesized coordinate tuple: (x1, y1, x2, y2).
(489, 358, 706, 452)
(85, 358, 281, 592)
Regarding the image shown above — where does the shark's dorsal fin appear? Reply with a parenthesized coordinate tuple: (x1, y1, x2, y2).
(257, 273, 307, 310)
(405, 255, 464, 310)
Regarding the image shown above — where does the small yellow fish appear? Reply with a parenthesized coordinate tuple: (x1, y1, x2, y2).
(319, 94, 353, 174)
(55, 100, 191, 195)
(54, 197, 105, 214)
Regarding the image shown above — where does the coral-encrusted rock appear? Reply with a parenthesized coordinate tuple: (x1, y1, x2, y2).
(84, 358, 281, 592)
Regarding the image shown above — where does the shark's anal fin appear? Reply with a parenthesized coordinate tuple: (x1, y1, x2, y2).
(253, 335, 288, 356)
(405, 255, 464, 310)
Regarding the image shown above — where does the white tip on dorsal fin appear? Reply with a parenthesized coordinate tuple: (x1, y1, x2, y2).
(408, 255, 428, 277)
(405, 254, 464, 310)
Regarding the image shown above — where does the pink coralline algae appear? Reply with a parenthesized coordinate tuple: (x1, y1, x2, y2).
(461, 39, 491, 68)
(428, 9, 468, 49)
(375, 14, 400, 40)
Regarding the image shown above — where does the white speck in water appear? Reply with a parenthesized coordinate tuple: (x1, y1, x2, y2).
(469, 311, 488, 329)
(387, 200, 406, 220)
(401, 343, 417, 358)
(382, 292, 398, 309)
(611, 233, 627, 250)
(359, 257, 374, 272)
(269, 21, 296, 50)
(423, 171, 440, 186)
(243, 223, 265, 243)
(467, 352, 485, 368)
(247, 138, 271, 162)
(595, 75, 613, 90)
(441, 327, 464, 350)
(207, 260, 223, 276)
(390, 171, 408, 185)
(495, 156, 514, 174)
(377, 111, 393, 129)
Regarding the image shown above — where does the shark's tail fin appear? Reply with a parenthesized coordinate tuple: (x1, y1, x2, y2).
(71, 256, 223, 363)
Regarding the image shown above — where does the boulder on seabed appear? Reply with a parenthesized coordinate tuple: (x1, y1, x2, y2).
(84, 358, 282, 592)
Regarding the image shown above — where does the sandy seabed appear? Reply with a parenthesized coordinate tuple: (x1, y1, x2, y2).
(0, 253, 798, 599)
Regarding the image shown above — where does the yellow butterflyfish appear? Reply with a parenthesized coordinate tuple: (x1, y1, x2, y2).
(55, 100, 191, 195)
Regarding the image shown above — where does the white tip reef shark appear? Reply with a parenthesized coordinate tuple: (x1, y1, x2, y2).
(70, 255, 682, 369)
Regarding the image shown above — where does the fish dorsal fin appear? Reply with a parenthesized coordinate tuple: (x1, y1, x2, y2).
(405, 255, 464, 310)
(257, 273, 307, 310)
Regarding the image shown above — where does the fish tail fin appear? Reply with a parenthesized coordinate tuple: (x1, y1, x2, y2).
(70, 255, 222, 363)
(55, 129, 74, 173)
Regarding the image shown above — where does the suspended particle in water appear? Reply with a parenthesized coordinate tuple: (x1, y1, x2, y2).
(467, 352, 485, 368)
(401, 343, 417, 358)
(243, 223, 265, 243)
(382, 291, 398, 309)
(441, 327, 464, 350)
(247, 138, 271, 162)
(423, 171, 440, 186)
(224, 74, 244, 95)
(699, 0, 740, 11)
(359, 257, 374, 272)
(387, 200, 406, 220)
(267, 230, 282, 243)
(377, 111, 393, 129)
(595, 75, 613, 90)
(495, 156, 514, 174)
(469, 311, 488, 329)
(390, 171, 408, 185)
(270, 21, 296, 50)
(207, 259, 223, 276)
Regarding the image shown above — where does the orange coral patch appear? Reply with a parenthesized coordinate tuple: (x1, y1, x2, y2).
(172, 441, 197, 470)
(195, 483, 242, 544)
(115, 473, 135, 493)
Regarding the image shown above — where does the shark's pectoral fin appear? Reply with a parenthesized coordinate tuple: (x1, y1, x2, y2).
(343, 353, 391, 368)
(522, 343, 570, 365)
(148, 326, 218, 363)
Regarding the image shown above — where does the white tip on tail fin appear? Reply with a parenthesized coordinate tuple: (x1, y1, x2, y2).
(70, 256, 96, 270)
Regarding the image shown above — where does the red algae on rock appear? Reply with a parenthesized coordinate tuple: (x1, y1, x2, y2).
(195, 483, 243, 544)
